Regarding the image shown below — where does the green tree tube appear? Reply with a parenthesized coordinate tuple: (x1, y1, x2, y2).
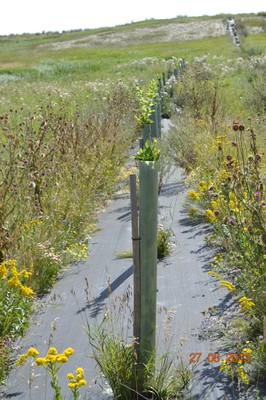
(139, 160, 158, 365)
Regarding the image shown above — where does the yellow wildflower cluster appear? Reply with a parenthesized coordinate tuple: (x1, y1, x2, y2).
(220, 343, 252, 385)
(197, 180, 209, 193)
(188, 207, 198, 217)
(242, 347, 252, 355)
(235, 364, 249, 385)
(220, 359, 233, 375)
(213, 253, 224, 264)
(205, 209, 217, 223)
(188, 179, 212, 200)
(67, 367, 87, 389)
(23, 219, 43, 231)
(212, 135, 229, 151)
(66, 242, 88, 259)
(239, 296, 255, 312)
(15, 346, 86, 399)
(207, 270, 221, 279)
(16, 346, 74, 366)
(118, 166, 138, 180)
(220, 359, 249, 385)
(0, 260, 34, 297)
(216, 169, 231, 182)
(184, 168, 199, 185)
(188, 189, 201, 201)
(210, 197, 223, 211)
(219, 280, 235, 291)
(195, 119, 206, 126)
(229, 192, 240, 213)
(216, 135, 228, 142)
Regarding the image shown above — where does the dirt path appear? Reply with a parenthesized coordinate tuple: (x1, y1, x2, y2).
(1, 122, 264, 400)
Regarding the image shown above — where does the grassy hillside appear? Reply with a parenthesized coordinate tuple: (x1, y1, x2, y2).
(0, 13, 265, 81)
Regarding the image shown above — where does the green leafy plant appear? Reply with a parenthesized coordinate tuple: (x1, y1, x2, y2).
(135, 79, 159, 126)
(134, 139, 161, 161)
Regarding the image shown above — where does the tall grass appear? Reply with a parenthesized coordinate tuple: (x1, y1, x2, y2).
(85, 285, 191, 399)
(166, 53, 266, 389)
(0, 81, 139, 381)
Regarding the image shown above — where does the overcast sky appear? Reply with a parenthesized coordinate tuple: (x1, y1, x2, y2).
(1, 0, 265, 35)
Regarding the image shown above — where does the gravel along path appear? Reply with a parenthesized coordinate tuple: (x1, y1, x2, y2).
(1, 122, 265, 400)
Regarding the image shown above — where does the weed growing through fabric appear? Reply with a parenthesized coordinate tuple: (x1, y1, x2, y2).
(157, 225, 175, 260)
(86, 317, 191, 400)
(83, 282, 191, 399)
(115, 223, 175, 261)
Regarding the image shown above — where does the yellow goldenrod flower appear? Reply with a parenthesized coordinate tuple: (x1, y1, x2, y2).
(1, 259, 34, 296)
(66, 243, 88, 259)
(236, 366, 249, 385)
(67, 367, 87, 393)
(220, 280, 235, 291)
(46, 355, 57, 364)
(188, 189, 201, 201)
(228, 192, 238, 206)
(207, 271, 221, 278)
(0, 262, 8, 279)
(27, 348, 39, 357)
(77, 379, 87, 386)
(64, 347, 75, 357)
(205, 209, 217, 223)
(47, 347, 58, 355)
(239, 296, 255, 312)
(35, 357, 47, 366)
(68, 382, 77, 389)
(18, 269, 32, 279)
(242, 348, 252, 354)
(188, 207, 197, 217)
(7, 275, 21, 288)
(213, 254, 224, 263)
(56, 355, 68, 363)
(197, 181, 208, 192)
(229, 200, 236, 209)
(76, 367, 84, 375)
(20, 286, 35, 297)
(220, 359, 227, 371)
(15, 353, 29, 366)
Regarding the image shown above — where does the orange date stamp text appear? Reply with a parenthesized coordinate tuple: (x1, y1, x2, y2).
(189, 352, 251, 363)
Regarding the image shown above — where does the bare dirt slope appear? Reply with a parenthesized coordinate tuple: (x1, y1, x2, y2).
(41, 19, 227, 50)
